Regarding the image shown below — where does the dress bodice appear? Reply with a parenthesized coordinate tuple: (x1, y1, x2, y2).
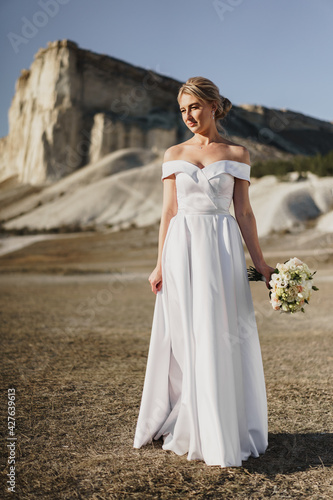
(161, 160, 251, 215)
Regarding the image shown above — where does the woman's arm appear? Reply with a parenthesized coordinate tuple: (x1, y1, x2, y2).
(233, 150, 274, 288)
(148, 152, 178, 294)
(156, 175, 178, 268)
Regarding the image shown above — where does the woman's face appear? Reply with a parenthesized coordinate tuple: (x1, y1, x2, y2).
(179, 93, 214, 133)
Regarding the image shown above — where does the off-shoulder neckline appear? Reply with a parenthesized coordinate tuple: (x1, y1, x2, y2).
(162, 159, 250, 170)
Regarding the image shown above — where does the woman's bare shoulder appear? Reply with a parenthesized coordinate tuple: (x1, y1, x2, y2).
(219, 142, 251, 165)
(163, 144, 186, 163)
(232, 144, 251, 165)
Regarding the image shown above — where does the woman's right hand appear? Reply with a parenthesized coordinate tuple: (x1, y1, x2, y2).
(148, 265, 163, 295)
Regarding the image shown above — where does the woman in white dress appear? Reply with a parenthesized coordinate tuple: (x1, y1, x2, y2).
(133, 76, 275, 468)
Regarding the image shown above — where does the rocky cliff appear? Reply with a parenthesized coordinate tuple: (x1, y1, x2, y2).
(1, 39, 333, 186)
(0, 40, 182, 185)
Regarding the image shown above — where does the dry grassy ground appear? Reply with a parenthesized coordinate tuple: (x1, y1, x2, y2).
(0, 225, 332, 499)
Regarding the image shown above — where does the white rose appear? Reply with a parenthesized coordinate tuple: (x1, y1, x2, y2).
(278, 264, 287, 273)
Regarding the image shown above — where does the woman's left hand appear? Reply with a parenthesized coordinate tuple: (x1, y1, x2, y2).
(256, 263, 276, 289)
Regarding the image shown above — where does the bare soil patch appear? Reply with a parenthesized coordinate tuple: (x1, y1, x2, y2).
(1, 226, 332, 499)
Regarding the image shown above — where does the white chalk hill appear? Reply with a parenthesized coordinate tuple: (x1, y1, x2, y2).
(1, 148, 333, 236)
(1, 148, 164, 232)
(249, 173, 333, 236)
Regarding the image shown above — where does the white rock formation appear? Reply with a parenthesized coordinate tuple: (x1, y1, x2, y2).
(1, 39, 333, 237)
(1, 147, 161, 226)
(249, 174, 333, 236)
(0, 40, 182, 185)
(317, 210, 333, 232)
(1, 39, 333, 188)
(3, 156, 164, 233)
(2, 145, 333, 237)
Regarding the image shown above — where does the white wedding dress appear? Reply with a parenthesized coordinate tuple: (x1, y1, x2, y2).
(133, 159, 268, 467)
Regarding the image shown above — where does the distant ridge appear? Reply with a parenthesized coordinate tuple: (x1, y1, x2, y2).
(0, 39, 332, 186)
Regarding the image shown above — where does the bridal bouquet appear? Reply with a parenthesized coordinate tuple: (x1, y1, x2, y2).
(248, 257, 319, 313)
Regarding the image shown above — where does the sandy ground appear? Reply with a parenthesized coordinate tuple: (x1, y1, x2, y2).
(0, 225, 332, 499)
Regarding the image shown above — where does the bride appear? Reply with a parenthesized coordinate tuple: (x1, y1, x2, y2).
(133, 76, 275, 468)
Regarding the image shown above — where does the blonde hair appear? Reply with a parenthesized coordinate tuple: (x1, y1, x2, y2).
(177, 76, 232, 134)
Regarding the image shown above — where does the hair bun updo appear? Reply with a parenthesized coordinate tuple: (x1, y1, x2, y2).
(177, 76, 232, 134)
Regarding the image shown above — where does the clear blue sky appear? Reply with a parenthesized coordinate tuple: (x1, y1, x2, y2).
(0, 0, 332, 139)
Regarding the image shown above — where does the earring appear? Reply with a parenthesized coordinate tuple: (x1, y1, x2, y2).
(212, 111, 215, 119)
